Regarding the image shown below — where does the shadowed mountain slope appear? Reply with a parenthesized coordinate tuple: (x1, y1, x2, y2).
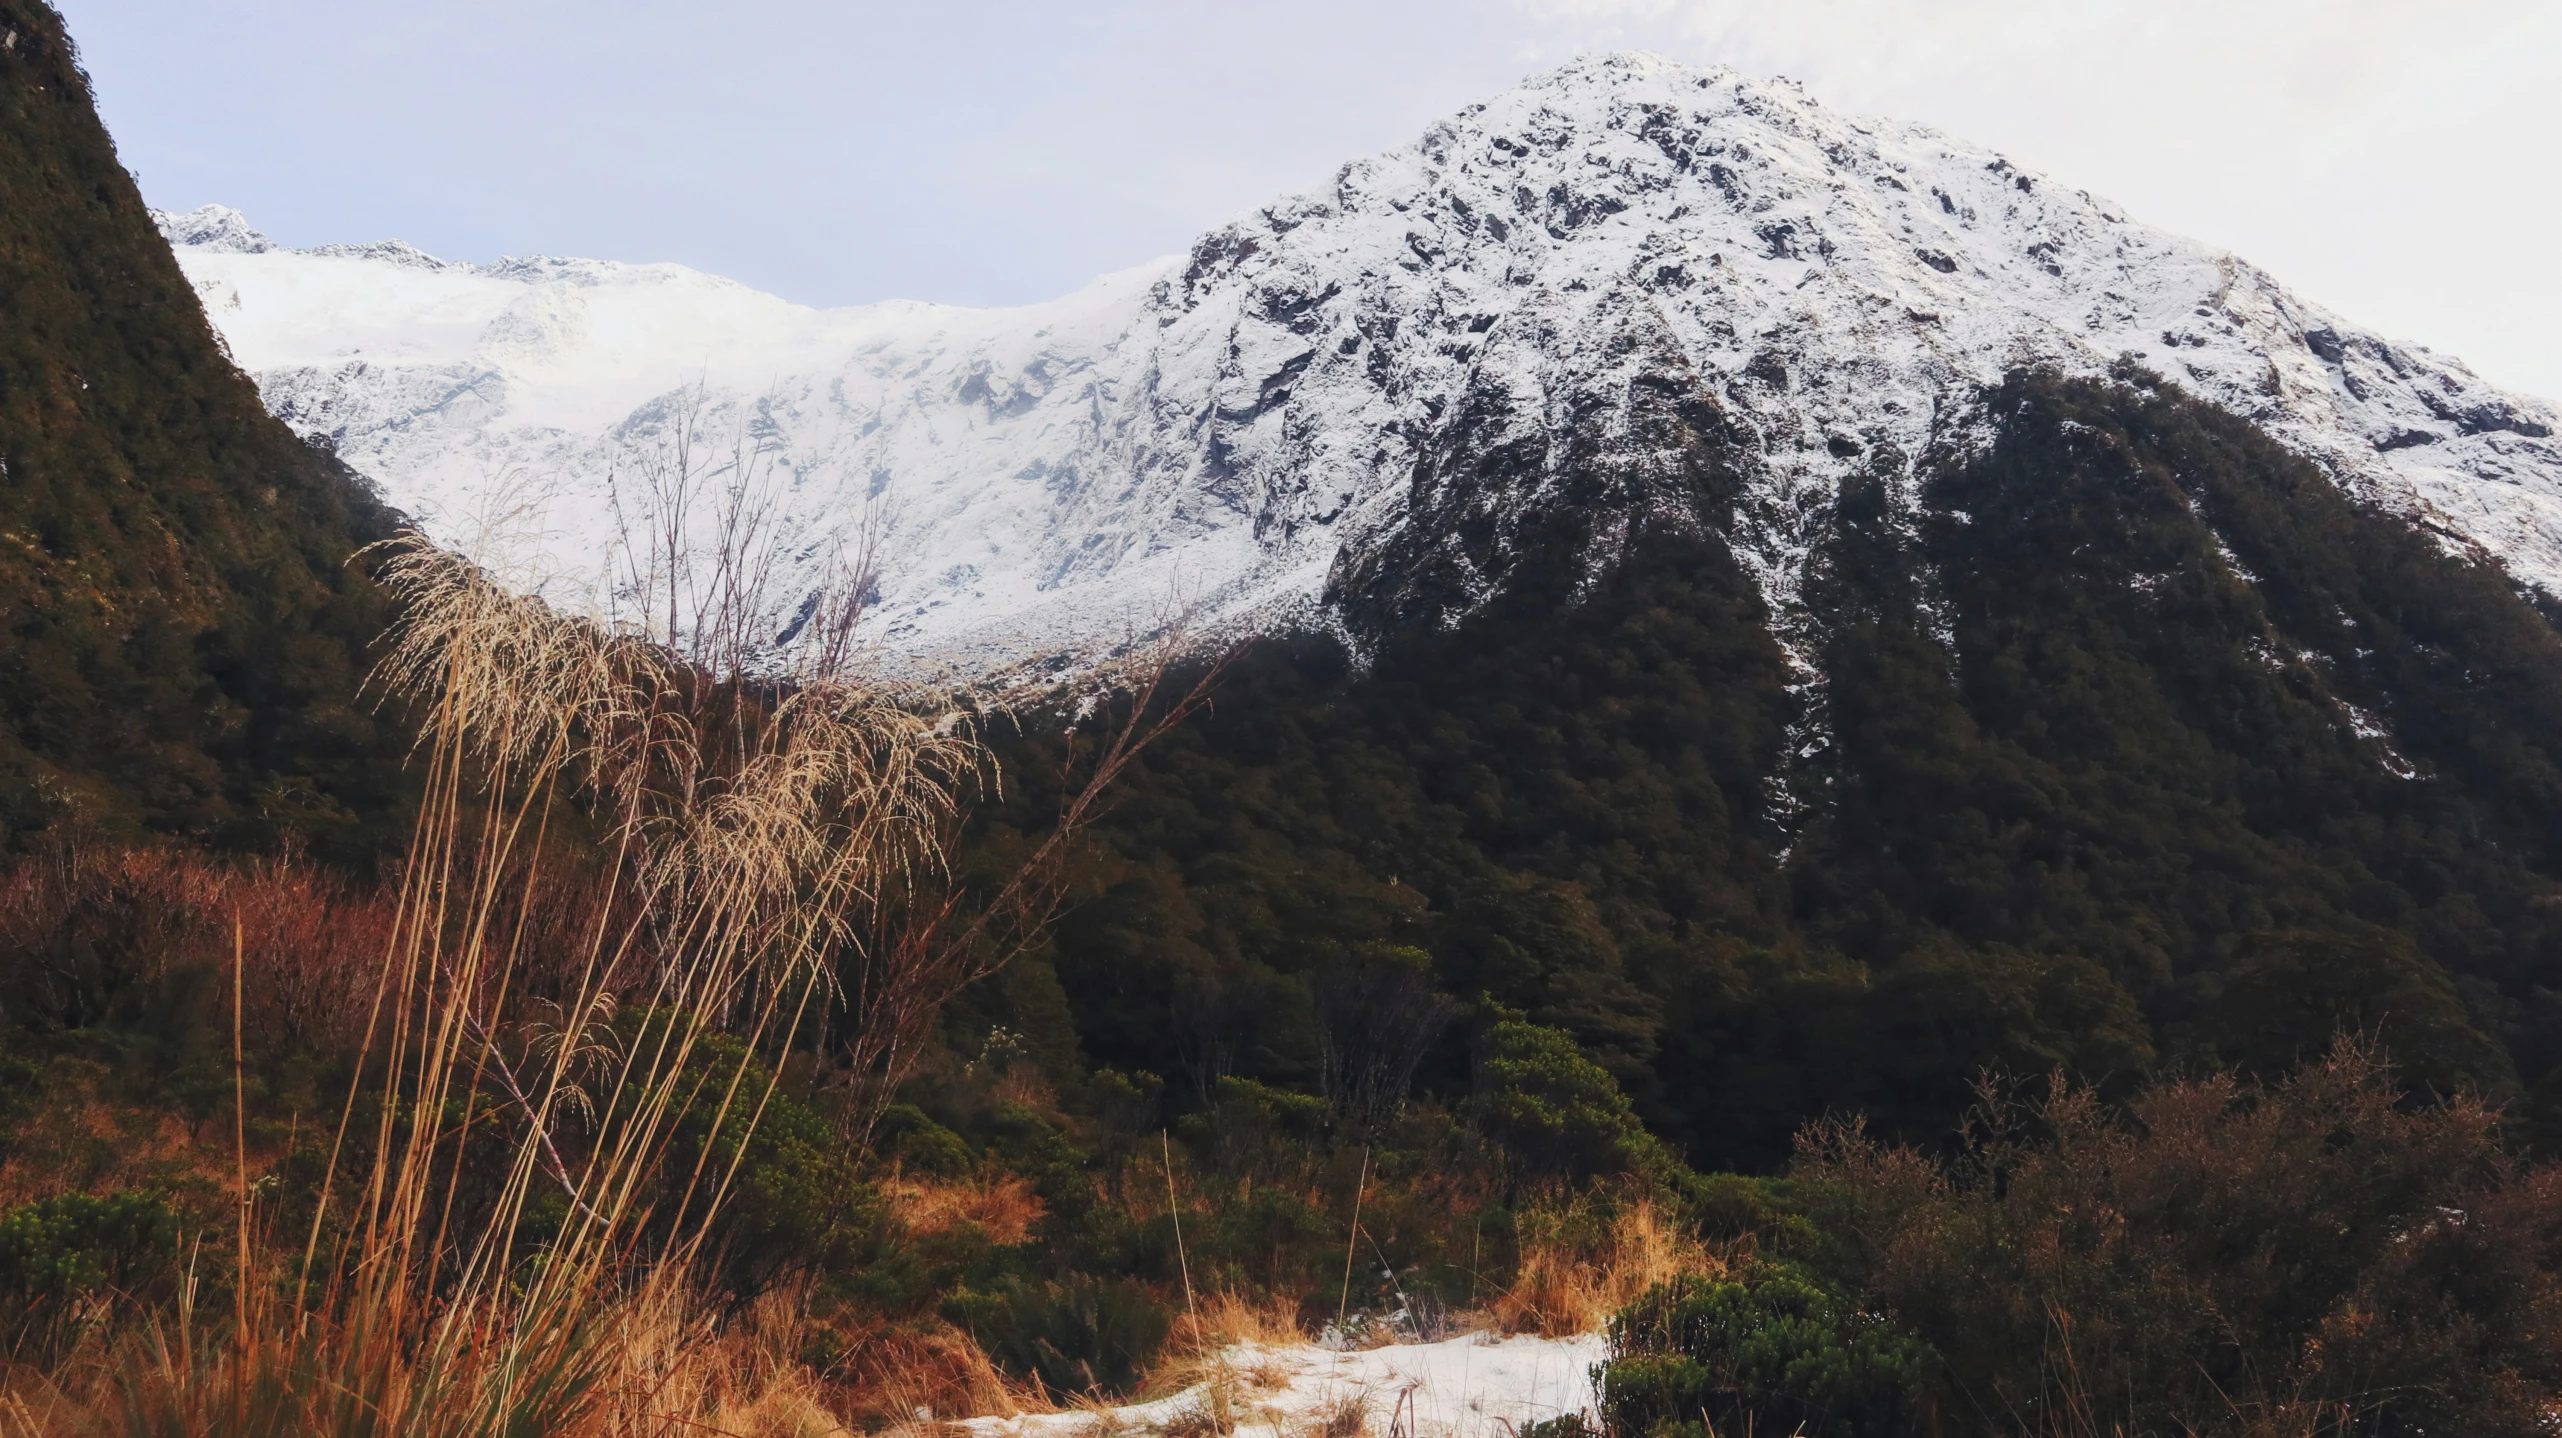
(997, 369, 2562, 1168)
(0, 0, 408, 857)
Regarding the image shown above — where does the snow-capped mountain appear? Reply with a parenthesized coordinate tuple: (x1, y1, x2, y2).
(160, 52, 2562, 669)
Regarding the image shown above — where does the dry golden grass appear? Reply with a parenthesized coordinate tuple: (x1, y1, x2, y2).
(1154, 1372, 1240, 1438)
(1127, 1289, 1310, 1413)
(585, 1273, 854, 1438)
(1184, 1290, 1309, 1357)
(1491, 1192, 1719, 1338)
(880, 1170, 1047, 1247)
(1301, 1395, 1368, 1438)
(835, 1319, 1047, 1427)
(0, 1273, 869, 1438)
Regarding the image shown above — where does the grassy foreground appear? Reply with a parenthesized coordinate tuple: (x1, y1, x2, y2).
(0, 545, 2556, 1435)
(3, 806, 2559, 1437)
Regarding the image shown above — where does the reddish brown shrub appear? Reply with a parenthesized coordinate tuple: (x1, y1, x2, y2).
(0, 840, 634, 1061)
(1789, 1042, 2562, 1436)
(0, 843, 214, 1031)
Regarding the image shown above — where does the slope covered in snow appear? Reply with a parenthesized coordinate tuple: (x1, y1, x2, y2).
(161, 53, 2562, 668)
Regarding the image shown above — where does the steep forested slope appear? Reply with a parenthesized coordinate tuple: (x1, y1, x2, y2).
(971, 370, 2562, 1169)
(0, 0, 407, 858)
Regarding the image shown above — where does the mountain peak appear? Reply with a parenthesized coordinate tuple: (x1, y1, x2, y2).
(153, 202, 274, 254)
(1524, 48, 1723, 87)
(160, 62, 2562, 671)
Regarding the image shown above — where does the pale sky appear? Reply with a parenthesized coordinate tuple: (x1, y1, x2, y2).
(58, 0, 2562, 401)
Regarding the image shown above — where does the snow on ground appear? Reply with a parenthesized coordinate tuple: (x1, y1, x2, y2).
(954, 1334, 1604, 1438)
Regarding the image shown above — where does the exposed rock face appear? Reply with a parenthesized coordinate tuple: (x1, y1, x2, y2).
(159, 53, 2562, 669)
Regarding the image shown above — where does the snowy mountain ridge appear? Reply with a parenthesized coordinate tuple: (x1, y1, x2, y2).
(160, 52, 2562, 669)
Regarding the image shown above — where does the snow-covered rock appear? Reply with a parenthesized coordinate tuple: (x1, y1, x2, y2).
(160, 202, 277, 254)
(158, 52, 2562, 670)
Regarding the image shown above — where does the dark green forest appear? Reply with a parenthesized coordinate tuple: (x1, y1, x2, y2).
(973, 366, 2562, 1169)
(0, 0, 409, 859)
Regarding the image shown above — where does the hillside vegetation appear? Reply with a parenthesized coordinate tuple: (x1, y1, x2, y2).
(0, 0, 408, 859)
(1017, 368, 2562, 1169)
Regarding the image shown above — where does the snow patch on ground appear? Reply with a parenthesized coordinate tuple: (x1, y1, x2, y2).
(954, 1335, 1603, 1438)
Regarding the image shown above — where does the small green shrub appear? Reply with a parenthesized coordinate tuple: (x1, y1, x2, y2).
(1181, 1074, 1328, 1174)
(0, 1189, 180, 1352)
(1599, 1267, 1934, 1438)
(877, 1103, 976, 1178)
(1470, 1014, 1662, 1180)
(630, 1019, 880, 1296)
(943, 1276, 1173, 1399)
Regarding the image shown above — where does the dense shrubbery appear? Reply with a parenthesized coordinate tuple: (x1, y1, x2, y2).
(10, 833, 2562, 1431)
(1756, 1044, 2562, 1436)
(0, 838, 1595, 1411)
(1567, 1045, 2562, 1437)
(1600, 1266, 1935, 1438)
(0, 842, 398, 1050)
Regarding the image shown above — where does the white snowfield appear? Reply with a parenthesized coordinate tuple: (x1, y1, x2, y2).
(953, 1334, 1603, 1438)
(163, 52, 2562, 670)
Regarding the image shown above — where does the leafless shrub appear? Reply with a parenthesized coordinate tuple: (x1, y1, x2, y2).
(1315, 945, 1457, 1139)
(1792, 1041, 2562, 1437)
(0, 843, 397, 1058)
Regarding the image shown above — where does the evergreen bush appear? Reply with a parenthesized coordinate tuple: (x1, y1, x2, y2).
(943, 1276, 1173, 1399)
(1598, 1266, 1935, 1438)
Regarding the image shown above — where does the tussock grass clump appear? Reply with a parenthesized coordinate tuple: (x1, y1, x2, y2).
(1493, 1192, 1716, 1338)
(0, 522, 990, 1435)
(880, 1169, 1047, 1247)
(834, 1317, 1044, 1426)
(1141, 1291, 1307, 1410)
